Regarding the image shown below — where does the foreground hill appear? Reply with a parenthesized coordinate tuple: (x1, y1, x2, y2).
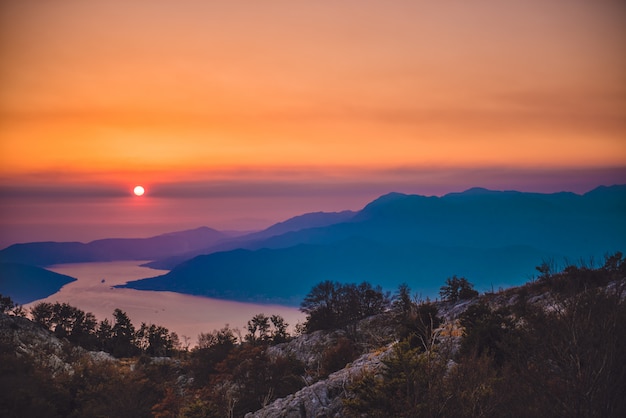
(0, 263, 77, 304)
(120, 185, 626, 303)
(3, 258, 624, 417)
(248, 260, 626, 417)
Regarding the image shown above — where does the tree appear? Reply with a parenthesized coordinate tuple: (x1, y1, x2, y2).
(192, 325, 238, 386)
(70, 310, 97, 349)
(535, 258, 556, 281)
(300, 281, 390, 332)
(245, 314, 291, 345)
(29, 302, 97, 348)
(96, 318, 114, 351)
(245, 314, 271, 344)
(411, 302, 441, 351)
(0, 294, 13, 312)
(111, 309, 137, 357)
(439, 276, 478, 302)
(269, 314, 289, 344)
(602, 251, 625, 275)
(300, 280, 341, 331)
(392, 283, 417, 341)
(197, 325, 238, 350)
(0, 293, 19, 315)
(30, 302, 55, 329)
(354, 282, 389, 319)
(392, 283, 414, 320)
(136, 323, 176, 357)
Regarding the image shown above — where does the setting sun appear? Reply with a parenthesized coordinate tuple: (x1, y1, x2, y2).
(133, 186, 145, 196)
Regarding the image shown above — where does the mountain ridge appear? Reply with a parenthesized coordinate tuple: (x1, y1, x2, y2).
(142, 210, 357, 269)
(2, 185, 624, 305)
(0, 226, 228, 266)
(119, 185, 626, 303)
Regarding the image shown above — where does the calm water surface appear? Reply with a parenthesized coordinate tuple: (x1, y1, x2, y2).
(24, 261, 304, 346)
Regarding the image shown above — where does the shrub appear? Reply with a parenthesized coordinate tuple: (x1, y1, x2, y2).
(439, 276, 478, 302)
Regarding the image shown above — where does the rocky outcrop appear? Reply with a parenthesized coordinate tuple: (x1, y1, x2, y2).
(246, 347, 391, 418)
(267, 329, 347, 373)
(251, 295, 489, 417)
(1, 313, 71, 373)
(0, 313, 114, 375)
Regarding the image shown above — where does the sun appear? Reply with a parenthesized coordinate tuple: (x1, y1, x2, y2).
(133, 185, 145, 196)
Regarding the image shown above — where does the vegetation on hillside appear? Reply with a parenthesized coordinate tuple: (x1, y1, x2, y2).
(1, 252, 625, 417)
(345, 253, 626, 417)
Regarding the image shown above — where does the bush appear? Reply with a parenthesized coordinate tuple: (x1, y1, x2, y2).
(301, 281, 390, 332)
(439, 276, 478, 302)
(320, 336, 359, 377)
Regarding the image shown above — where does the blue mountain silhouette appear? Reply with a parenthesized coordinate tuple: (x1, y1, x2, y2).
(0, 227, 228, 266)
(118, 185, 626, 304)
(0, 263, 77, 304)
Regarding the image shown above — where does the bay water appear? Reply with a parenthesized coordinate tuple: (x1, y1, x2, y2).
(24, 260, 304, 347)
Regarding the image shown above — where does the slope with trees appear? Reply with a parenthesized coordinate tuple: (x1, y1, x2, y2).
(1, 251, 625, 417)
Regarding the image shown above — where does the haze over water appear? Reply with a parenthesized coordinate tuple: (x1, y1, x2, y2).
(24, 260, 303, 347)
(1, 2, 624, 251)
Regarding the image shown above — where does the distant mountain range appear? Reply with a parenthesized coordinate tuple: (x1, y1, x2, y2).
(1, 185, 625, 305)
(142, 210, 357, 270)
(118, 185, 626, 305)
(0, 227, 230, 266)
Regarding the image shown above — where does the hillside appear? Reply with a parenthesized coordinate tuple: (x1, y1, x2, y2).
(0, 263, 77, 304)
(120, 185, 626, 303)
(2, 257, 625, 417)
(249, 258, 626, 417)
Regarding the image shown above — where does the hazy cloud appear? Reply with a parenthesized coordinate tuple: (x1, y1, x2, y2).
(3, 166, 624, 200)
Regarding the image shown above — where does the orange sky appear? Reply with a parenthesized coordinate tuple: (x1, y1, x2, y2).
(0, 1, 625, 244)
(1, 1, 625, 177)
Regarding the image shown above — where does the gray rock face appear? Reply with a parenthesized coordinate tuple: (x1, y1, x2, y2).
(246, 347, 391, 418)
(249, 299, 481, 417)
(267, 329, 347, 374)
(1, 313, 75, 375)
(0, 313, 115, 375)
